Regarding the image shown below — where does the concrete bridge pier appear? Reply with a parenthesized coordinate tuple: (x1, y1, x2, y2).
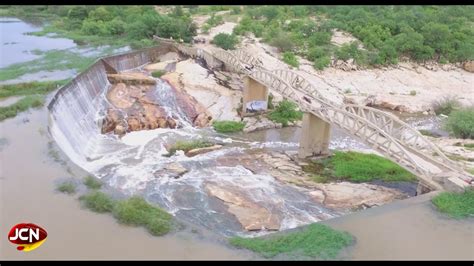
(242, 76, 269, 117)
(298, 112, 332, 159)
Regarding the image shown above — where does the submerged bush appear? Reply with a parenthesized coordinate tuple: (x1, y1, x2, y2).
(79, 191, 115, 213)
(83, 175, 102, 190)
(113, 196, 173, 236)
(268, 100, 303, 127)
(57, 181, 77, 194)
(444, 108, 474, 139)
(213, 120, 245, 133)
(230, 223, 353, 259)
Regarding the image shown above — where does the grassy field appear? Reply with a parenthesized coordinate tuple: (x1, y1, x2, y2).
(213, 120, 245, 133)
(166, 139, 215, 156)
(431, 189, 474, 219)
(0, 95, 44, 121)
(303, 151, 417, 183)
(230, 223, 353, 259)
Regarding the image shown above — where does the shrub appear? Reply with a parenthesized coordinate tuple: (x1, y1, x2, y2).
(83, 175, 102, 190)
(410, 90, 417, 96)
(313, 56, 331, 70)
(167, 140, 214, 156)
(230, 223, 353, 259)
(212, 33, 238, 50)
(151, 70, 166, 78)
(57, 181, 76, 194)
(113, 196, 173, 236)
(444, 108, 474, 139)
(268, 100, 303, 127)
(267, 93, 274, 109)
(79, 191, 115, 213)
(432, 189, 474, 219)
(432, 96, 461, 115)
(213, 120, 245, 133)
(282, 52, 299, 68)
(270, 32, 294, 52)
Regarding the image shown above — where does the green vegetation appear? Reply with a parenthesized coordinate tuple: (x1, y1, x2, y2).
(212, 33, 238, 50)
(432, 96, 461, 115)
(79, 191, 174, 235)
(166, 139, 214, 156)
(410, 90, 417, 96)
(57, 181, 77, 194)
(444, 108, 474, 139)
(213, 120, 245, 133)
(268, 100, 303, 127)
(282, 52, 299, 68)
(432, 189, 474, 219)
(151, 70, 166, 78)
(0, 49, 99, 82)
(0, 80, 67, 98)
(0, 95, 44, 121)
(303, 151, 416, 183)
(230, 223, 353, 259)
(2, 5, 197, 48)
(79, 191, 115, 213)
(267, 93, 275, 109)
(83, 175, 102, 190)
(419, 129, 439, 138)
(233, 6, 474, 70)
(468, 168, 474, 175)
(113, 196, 173, 236)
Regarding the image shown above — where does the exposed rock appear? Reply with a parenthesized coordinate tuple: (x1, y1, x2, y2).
(101, 108, 124, 134)
(243, 116, 283, 133)
(101, 82, 177, 134)
(186, 145, 223, 157)
(107, 72, 156, 85)
(154, 163, 188, 179)
(159, 52, 180, 62)
(163, 59, 242, 122)
(144, 60, 176, 72)
(206, 183, 280, 231)
(308, 182, 405, 210)
(161, 71, 214, 127)
(463, 60, 474, 73)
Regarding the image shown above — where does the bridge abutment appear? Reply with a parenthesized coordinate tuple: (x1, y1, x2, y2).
(298, 112, 331, 158)
(242, 76, 269, 117)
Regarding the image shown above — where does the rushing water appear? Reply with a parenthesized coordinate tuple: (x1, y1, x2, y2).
(49, 66, 350, 236)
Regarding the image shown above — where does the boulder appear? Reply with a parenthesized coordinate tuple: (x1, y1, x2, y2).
(206, 183, 280, 231)
(186, 145, 222, 157)
(309, 182, 404, 210)
(463, 60, 474, 73)
(154, 163, 188, 179)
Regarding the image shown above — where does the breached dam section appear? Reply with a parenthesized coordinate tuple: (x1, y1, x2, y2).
(47, 44, 406, 237)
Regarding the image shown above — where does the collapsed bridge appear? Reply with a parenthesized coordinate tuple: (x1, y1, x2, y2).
(154, 36, 473, 193)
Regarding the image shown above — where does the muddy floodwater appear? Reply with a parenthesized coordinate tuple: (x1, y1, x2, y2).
(0, 108, 254, 260)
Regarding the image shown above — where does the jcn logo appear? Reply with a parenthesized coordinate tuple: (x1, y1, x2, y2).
(8, 223, 47, 252)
